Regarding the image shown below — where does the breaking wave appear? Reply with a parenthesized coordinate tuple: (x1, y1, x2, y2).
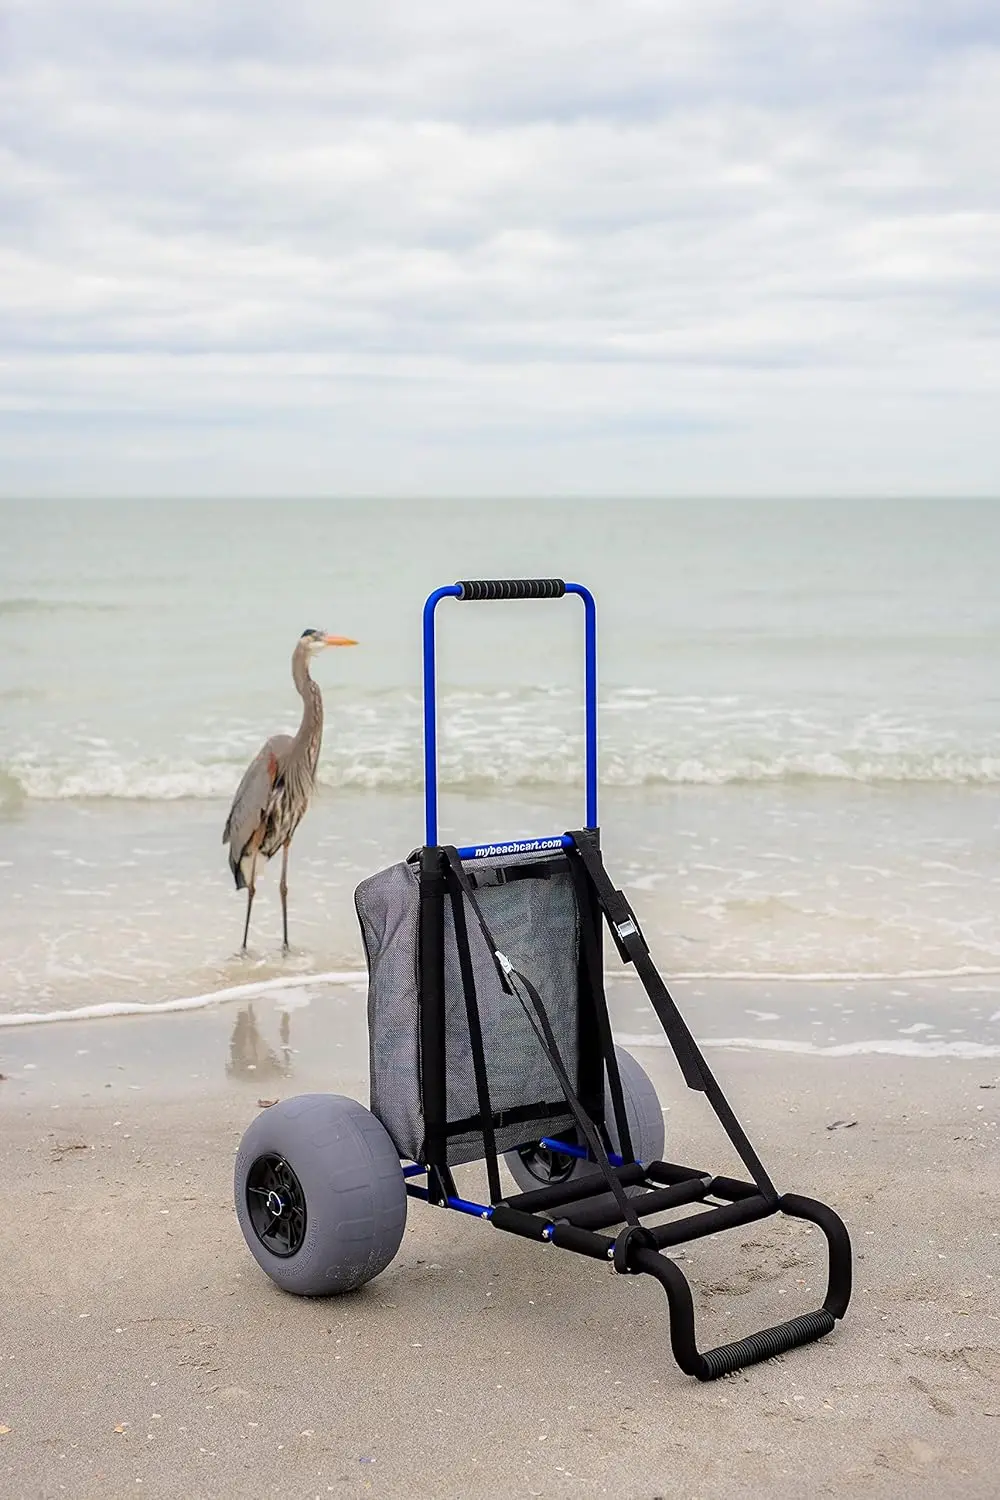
(3, 689, 999, 802)
(0, 769, 25, 809)
(3, 747, 999, 802)
(0, 596, 120, 616)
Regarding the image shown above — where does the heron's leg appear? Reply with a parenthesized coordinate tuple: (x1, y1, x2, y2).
(280, 840, 291, 952)
(242, 851, 259, 951)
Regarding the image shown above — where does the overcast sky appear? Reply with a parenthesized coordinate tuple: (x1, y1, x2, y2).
(2, 1, 999, 498)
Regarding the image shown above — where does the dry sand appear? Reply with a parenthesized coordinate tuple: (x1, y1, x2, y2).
(2, 1034, 999, 1499)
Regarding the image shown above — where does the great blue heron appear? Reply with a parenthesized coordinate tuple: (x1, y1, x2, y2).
(223, 628, 357, 951)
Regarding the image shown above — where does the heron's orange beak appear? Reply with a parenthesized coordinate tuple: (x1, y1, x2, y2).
(323, 635, 358, 647)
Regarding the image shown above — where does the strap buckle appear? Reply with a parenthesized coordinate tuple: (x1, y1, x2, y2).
(609, 901, 648, 964)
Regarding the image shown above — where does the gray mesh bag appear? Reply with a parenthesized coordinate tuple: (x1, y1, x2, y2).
(355, 848, 596, 1166)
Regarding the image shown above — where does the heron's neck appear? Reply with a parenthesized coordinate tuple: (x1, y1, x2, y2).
(292, 653, 324, 767)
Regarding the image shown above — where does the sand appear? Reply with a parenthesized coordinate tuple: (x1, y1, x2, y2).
(2, 1032, 999, 1499)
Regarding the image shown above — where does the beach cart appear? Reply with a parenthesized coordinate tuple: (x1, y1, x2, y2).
(234, 579, 852, 1381)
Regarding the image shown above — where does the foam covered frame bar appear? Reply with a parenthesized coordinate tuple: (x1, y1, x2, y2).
(422, 580, 597, 846)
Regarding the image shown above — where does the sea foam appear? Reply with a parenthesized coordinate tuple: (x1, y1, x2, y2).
(617, 1033, 1000, 1060)
(4, 747, 999, 801)
(3, 965, 998, 1030)
(0, 970, 365, 1028)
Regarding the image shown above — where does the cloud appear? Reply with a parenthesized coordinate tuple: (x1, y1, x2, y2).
(1, 1, 999, 496)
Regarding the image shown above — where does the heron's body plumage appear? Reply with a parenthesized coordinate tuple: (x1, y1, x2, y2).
(222, 630, 348, 948)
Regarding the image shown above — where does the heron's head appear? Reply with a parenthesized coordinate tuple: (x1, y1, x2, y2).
(299, 628, 358, 656)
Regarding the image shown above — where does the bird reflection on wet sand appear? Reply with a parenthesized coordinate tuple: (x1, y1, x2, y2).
(227, 1004, 292, 1081)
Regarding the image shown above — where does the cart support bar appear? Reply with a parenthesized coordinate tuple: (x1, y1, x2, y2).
(650, 1193, 773, 1248)
(560, 1175, 712, 1232)
(502, 1161, 647, 1215)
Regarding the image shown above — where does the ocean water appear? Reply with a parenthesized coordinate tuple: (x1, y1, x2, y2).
(1, 497, 999, 1056)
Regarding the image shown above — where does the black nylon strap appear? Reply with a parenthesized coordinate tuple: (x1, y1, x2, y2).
(447, 870, 503, 1204)
(566, 832, 777, 1203)
(418, 850, 448, 1169)
(443, 1098, 572, 1138)
(564, 851, 635, 1164)
(500, 965, 642, 1230)
(466, 856, 567, 889)
(567, 832, 707, 1089)
(441, 847, 642, 1229)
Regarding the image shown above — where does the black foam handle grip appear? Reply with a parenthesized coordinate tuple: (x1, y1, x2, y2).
(698, 1309, 837, 1380)
(456, 579, 566, 601)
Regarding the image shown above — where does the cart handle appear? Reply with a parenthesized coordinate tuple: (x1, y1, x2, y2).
(422, 580, 597, 847)
(455, 578, 566, 601)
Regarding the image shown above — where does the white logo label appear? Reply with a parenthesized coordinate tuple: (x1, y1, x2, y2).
(472, 838, 561, 859)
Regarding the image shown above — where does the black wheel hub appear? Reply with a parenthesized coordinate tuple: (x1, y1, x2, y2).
(246, 1154, 307, 1257)
(515, 1136, 580, 1186)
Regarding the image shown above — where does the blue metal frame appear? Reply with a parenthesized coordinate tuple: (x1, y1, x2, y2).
(538, 1136, 627, 1169)
(414, 580, 615, 1238)
(401, 1163, 494, 1219)
(422, 582, 597, 847)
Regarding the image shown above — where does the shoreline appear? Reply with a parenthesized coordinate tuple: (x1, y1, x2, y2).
(2, 1048, 999, 1498)
(3, 962, 1000, 1029)
(2, 973, 998, 1113)
(4, 780, 1000, 1020)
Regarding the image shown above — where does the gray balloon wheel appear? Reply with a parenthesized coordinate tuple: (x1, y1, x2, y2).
(504, 1046, 665, 1194)
(235, 1093, 407, 1296)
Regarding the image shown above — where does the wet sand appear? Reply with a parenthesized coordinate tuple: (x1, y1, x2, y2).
(2, 1035, 999, 1499)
